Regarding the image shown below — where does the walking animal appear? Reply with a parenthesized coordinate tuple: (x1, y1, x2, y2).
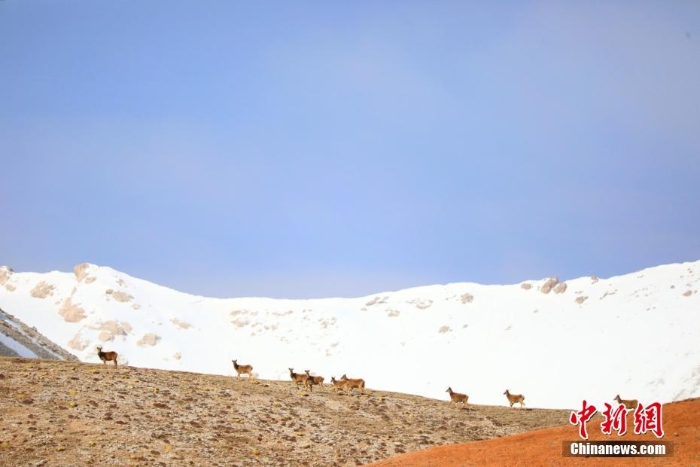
(446, 387, 469, 406)
(614, 394, 639, 408)
(503, 389, 525, 408)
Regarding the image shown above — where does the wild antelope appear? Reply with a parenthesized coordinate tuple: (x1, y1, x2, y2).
(330, 376, 347, 394)
(305, 370, 325, 390)
(232, 359, 254, 380)
(289, 368, 310, 390)
(446, 387, 468, 406)
(96, 346, 118, 368)
(340, 374, 366, 394)
(614, 394, 639, 409)
(504, 389, 525, 408)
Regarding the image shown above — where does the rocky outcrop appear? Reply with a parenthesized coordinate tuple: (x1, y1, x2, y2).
(137, 333, 160, 347)
(30, 281, 55, 299)
(59, 298, 87, 323)
(540, 277, 559, 294)
(0, 307, 79, 360)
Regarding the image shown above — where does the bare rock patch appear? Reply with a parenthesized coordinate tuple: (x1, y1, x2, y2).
(600, 290, 617, 300)
(138, 333, 160, 347)
(111, 291, 134, 303)
(540, 277, 559, 294)
(460, 293, 474, 304)
(575, 296, 588, 304)
(0, 266, 12, 285)
(171, 318, 192, 329)
(365, 296, 389, 306)
(520, 283, 532, 290)
(411, 299, 433, 310)
(93, 320, 130, 342)
(553, 282, 568, 294)
(30, 281, 55, 299)
(74, 263, 91, 282)
(59, 298, 86, 322)
(67, 333, 89, 351)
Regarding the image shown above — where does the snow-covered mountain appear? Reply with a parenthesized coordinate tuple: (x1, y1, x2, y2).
(0, 261, 698, 410)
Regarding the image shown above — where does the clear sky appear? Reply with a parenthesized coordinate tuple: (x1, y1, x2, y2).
(1, 1, 699, 299)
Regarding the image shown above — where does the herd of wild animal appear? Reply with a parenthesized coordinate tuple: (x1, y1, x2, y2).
(96, 347, 639, 409)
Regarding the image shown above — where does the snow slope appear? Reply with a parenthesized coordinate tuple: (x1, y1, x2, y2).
(0, 262, 698, 410)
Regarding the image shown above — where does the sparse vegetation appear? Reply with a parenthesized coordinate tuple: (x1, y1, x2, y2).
(0, 356, 622, 467)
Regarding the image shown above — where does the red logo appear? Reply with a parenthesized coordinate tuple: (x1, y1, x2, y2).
(570, 399, 597, 439)
(634, 402, 664, 438)
(571, 400, 664, 440)
(601, 402, 629, 436)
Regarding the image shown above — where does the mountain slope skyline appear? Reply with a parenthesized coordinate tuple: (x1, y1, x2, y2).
(0, 259, 698, 410)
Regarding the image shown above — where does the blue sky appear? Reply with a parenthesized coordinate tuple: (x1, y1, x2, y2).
(1, 1, 699, 298)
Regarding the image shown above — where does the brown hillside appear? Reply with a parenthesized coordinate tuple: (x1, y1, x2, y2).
(368, 398, 700, 466)
(0, 357, 572, 466)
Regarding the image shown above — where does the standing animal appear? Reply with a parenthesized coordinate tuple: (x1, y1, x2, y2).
(232, 359, 254, 380)
(446, 387, 469, 406)
(96, 346, 118, 368)
(504, 389, 525, 408)
(305, 370, 325, 389)
(614, 394, 639, 408)
(340, 374, 366, 394)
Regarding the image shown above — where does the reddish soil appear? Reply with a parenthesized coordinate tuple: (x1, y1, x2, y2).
(368, 398, 700, 466)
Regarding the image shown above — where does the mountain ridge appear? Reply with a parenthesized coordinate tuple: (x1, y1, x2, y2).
(0, 260, 698, 410)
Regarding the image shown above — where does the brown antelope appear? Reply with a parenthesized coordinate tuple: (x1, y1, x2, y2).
(289, 368, 310, 390)
(305, 370, 325, 390)
(340, 374, 366, 394)
(96, 346, 118, 368)
(330, 376, 347, 394)
(504, 389, 525, 408)
(446, 387, 468, 406)
(232, 359, 254, 380)
(614, 394, 639, 409)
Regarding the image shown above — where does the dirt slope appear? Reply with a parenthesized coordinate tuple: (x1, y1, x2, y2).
(0, 357, 571, 466)
(368, 398, 700, 466)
